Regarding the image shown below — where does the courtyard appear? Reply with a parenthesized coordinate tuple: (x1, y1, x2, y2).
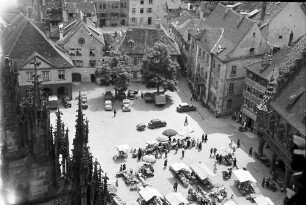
(50, 75, 285, 205)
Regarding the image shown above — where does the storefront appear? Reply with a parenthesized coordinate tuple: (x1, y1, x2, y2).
(241, 108, 257, 131)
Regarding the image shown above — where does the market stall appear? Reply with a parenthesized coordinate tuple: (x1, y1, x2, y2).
(138, 186, 164, 205)
(233, 169, 259, 196)
(165, 192, 189, 205)
(190, 162, 215, 189)
(169, 162, 193, 187)
(254, 195, 274, 205)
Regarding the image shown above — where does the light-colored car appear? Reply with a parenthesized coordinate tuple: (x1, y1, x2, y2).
(122, 99, 131, 112)
(105, 100, 113, 111)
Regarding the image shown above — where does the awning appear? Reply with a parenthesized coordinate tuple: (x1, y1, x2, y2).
(254, 195, 274, 205)
(170, 162, 192, 173)
(139, 187, 163, 202)
(233, 169, 257, 183)
(116, 144, 130, 152)
(190, 162, 214, 180)
(242, 108, 257, 121)
(165, 192, 189, 205)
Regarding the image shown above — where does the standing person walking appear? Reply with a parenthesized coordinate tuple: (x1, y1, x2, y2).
(237, 139, 240, 148)
(113, 109, 117, 117)
(249, 147, 253, 156)
(182, 150, 185, 158)
(210, 148, 213, 158)
(262, 177, 266, 187)
(164, 159, 168, 168)
(202, 134, 205, 143)
(173, 181, 178, 192)
(199, 142, 202, 151)
(204, 134, 208, 142)
(213, 148, 217, 157)
(184, 116, 188, 126)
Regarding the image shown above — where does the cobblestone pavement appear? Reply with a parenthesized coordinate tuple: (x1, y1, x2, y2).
(51, 74, 285, 205)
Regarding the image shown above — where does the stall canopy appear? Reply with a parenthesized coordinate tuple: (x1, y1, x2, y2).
(170, 162, 192, 173)
(139, 187, 163, 202)
(223, 200, 238, 205)
(233, 169, 257, 183)
(165, 192, 189, 205)
(116, 144, 130, 152)
(254, 195, 274, 205)
(190, 162, 215, 180)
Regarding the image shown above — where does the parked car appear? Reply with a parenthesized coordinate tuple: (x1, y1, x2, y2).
(105, 100, 113, 111)
(117, 91, 127, 100)
(62, 98, 71, 108)
(122, 99, 131, 112)
(105, 91, 114, 101)
(144, 92, 154, 103)
(48, 95, 58, 110)
(154, 93, 166, 106)
(148, 119, 167, 129)
(176, 103, 196, 113)
(127, 90, 138, 100)
(80, 94, 87, 103)
(136, 123, 146, 131)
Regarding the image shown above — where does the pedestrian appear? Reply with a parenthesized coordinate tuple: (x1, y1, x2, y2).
(213, 162, 217, 173)
(262, 177, 266, 187)
(141, 91, 143, 98)
(199, 142, 202, 150)
(115, 179, 119, 187)
(120, 164, 123, 172)
(175, 145, 178, 153)
(233, 157, 237, 168)
(165, 151, 168, 158)
(213, 148, 217, 156)
(204, 134, 208, 142)
(237, 139, 240, 148)
(113, 109, 117, 117)
(122, 163, 126, 170)
(196, 139, 200, 148)
(232, 146, 236, 154)
(229, 140, 233, 148)
(202, 134, 205, 143)
(249, 147, 253, 156)
(182, 150, 185, 158)
(184, 116, 188, 126)
(173, 181, 178, 192)
(164, 159, 168, 167)
(210, 148, 213, 158)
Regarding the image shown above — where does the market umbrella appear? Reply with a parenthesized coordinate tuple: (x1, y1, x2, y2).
(220, 147, 232, 155)
(233, 169, 257, 183)
(156, 135, 169, 142)
(142, 155, 156, 163)
(146, 140, 158, 145)
(163, 129, 178, 137)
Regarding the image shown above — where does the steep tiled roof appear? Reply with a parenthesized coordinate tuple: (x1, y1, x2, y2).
(246, 35, 306, 81)
(65, 1, 95, 14)
(1, 13, 73, 69)
(270, 61, 306, 136)
(189, 27, 223, 52)
(58, 16, 104, 46)
(116, 27, 180, 56)
(41, 0, 63, 21)
(202, 3, 256, 61)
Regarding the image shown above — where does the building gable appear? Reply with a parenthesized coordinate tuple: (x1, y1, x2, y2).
(20, 53, 56, 70)
(228, 24, 270, 59)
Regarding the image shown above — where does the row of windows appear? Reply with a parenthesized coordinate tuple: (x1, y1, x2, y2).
(131, 17, 152, 25)
(71, 60, 97, 67)
(69, 48, 96, 56)
(247, 71, 267, 87)
(26, 70, 66, 81)
(245, 84, 264, 99)
(127, 57, 142, 66)
(98, 2, 127, 10)
(244, 97, 257, 112)
(141, 0, 153, 4)
(132, 8, 152, 14)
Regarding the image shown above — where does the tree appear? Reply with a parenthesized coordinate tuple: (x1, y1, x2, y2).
(142, 42, 179, 93)
(95, 51, 132, 93)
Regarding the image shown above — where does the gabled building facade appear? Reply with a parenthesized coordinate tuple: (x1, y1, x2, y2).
(1, 13, 74, 99)
(58, 15, 105, 82)
(62, 0, 97, 24)
(188, 4, 270, 117)
(116, 27, 180, 81)
(235, 2, 306, 49)
(255, 35, 306, 190)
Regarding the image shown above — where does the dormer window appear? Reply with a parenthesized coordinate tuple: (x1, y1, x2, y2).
(128, 40, 134, 48)
(249, 47, 255, 55)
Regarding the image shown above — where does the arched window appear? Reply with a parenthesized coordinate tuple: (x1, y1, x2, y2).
(128, 40, 134, 48)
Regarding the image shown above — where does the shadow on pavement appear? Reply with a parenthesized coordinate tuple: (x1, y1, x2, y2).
(87, 95, 104, 111)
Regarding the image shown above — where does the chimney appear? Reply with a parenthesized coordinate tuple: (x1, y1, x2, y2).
(288, 30, 293, 46)
(259, 2, 267, 26)
(83, 15, 87, 23)
(46, 18, 50, 38)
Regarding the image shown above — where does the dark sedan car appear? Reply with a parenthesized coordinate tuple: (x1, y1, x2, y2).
(176, 103, 196, 113)
(148, 119, 167, 129)
(105, 91, 114, 101)
(127, 90, 138, 100)
(144, 92, 154, 103)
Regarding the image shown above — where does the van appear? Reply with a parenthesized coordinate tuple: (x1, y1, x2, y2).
(48, 95, 58, 110)
(154, 93, 166, 106)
